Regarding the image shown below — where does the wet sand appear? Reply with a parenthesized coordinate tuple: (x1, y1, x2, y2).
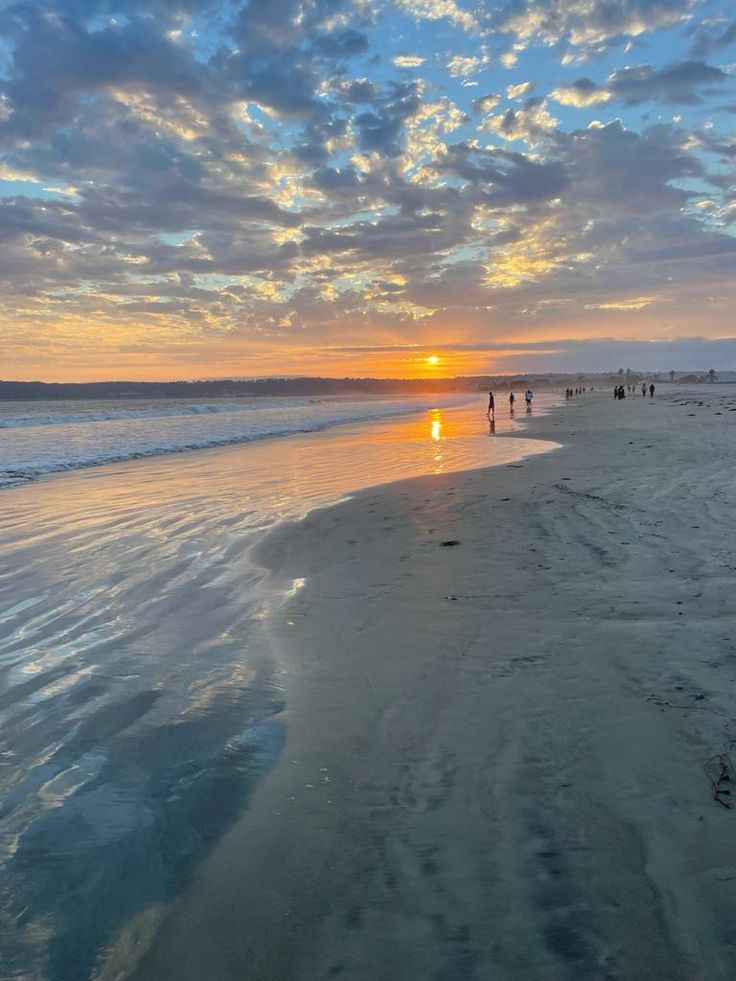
(127, 387, 736, 979)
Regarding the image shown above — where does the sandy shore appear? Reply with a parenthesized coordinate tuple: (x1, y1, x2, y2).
(131, 387, 736, 981)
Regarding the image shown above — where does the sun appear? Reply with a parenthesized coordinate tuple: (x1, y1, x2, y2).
(426, 355, 440, 365)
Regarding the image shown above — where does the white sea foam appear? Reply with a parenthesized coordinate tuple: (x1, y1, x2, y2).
(0, 394, 473, 487)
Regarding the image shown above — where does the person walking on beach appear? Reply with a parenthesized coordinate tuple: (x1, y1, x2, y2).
(641, 383, 647, 398)
(509, 391, 515, 412)
(649, 383, 655, 398)
(487, 390, 495, 418)
(525, 388, 533, 411)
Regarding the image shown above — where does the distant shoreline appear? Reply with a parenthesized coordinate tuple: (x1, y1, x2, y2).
(1, 374, 719, 402)
(0, 377, 496, 401)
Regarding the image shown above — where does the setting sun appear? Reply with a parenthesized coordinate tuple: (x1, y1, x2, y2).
(426, 355, 440, 365)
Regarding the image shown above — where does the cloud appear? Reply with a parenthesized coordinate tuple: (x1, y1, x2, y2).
(551, 60, 730, 108)
(689, 18, 736, 57)
(607, 60, 729, 105)
(394, 0, 478, 32)
(433, 143, 569, 203)
(447, 53, 489, 77)
(498, 0, 699, 51)
(480, 99, 559, 143)
(506, 81, 533, 100)
(550, 79, 613, 107)
(393, 54, 426, 68)
(472, 93, 501, 113)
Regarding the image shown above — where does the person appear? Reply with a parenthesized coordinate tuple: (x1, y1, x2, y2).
(525, 388, 533, 410)
(641, 383, 647, 398)
(509, 391, 515, 411)
(487, 389, 495, 417)
(613, 386, 619, 399)
(649, 383, 655, 398)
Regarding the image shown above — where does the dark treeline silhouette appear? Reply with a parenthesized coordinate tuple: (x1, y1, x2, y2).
(1, 368, 721, 401)
(0, 376, 550, 401)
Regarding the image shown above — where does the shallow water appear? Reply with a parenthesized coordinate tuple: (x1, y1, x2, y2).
(0, 398, 558, 979)
(0, 393, 473, 487)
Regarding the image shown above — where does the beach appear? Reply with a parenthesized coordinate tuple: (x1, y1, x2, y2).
(0, 395, 555, 980)
(127, 386, 736, 981)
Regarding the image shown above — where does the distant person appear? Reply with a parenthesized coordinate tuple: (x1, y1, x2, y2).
(525, 388, 533, 411)
(613, 386, 619, 399)
(509, 391, 515, 411)
(649, 383, 655, 398)
(619, 385, 626, 399)
(641, 383, 647, 398)
(487, 390, 495, 418)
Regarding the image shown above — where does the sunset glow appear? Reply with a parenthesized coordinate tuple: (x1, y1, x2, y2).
(1, 1, 735, 380)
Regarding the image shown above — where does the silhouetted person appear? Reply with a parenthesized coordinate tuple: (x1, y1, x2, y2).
(525, 388, 533, 412)
(487, 390, 495, 418)
(649, 383, 655, 398)
(509, 391, 515, 412)
(641, 383, 647, 398)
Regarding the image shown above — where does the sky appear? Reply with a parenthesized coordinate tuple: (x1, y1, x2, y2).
(0, 0, 735, 381)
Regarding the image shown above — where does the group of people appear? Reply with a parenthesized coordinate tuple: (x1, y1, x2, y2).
(614, 383, 655, 399)
(486, 388, 534, 420)
(564, 386, 588, 398)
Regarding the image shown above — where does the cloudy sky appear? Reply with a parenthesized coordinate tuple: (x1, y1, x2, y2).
(1, 0, 735, 380)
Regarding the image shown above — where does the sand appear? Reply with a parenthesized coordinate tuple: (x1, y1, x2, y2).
(130, 387, 736, 981)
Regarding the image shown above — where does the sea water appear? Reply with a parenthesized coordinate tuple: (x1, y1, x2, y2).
(0, 394, 475, 487)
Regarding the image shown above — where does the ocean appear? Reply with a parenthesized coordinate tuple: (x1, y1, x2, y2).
(0, 394, 558, 979)
(0, 394, 477, 488)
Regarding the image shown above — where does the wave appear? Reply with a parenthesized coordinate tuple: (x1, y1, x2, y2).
(0, 398, 321, 429)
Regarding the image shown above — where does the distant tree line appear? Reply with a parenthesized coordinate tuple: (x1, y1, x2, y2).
(0, 376, 532, 401)
(667, 369, 718, 384)
(0, 369, 721, 401)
